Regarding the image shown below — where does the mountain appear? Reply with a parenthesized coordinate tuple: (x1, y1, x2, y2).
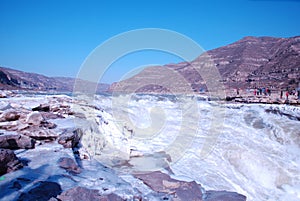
(0, 67, 109, 93)
(109, 36, 300, 94)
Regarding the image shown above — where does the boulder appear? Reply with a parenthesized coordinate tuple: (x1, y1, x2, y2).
(58, 157, 81, 174)
(0, 133, 35, 149)
(134, 171, 203, 201)
(26, 111, 44, 126)
(58, 128, 83, 148)
(57, 186, 124, 201)
(0, 110, 20, 122)
(0, 148, 23, 176)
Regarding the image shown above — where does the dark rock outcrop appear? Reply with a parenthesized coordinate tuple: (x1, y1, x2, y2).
(0, 133, 35, 149)
(32, 104, 50, 112)
(0, 148, 23, 176)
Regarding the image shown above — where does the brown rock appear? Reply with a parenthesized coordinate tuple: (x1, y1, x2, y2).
(134, 171, 203, 201)
(0, 110, 20, 122)
(58, 128, 83, 148)
(58, 157, 81, 174)
(0, 133, 35, 149)
(21, 128, 59, 141)
(0, 148, 23, 176)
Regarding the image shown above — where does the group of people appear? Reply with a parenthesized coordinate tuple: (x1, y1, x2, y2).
(253, 87, 271, 96)
(236, 86, 300, 101)
(280, 89, 300, 100)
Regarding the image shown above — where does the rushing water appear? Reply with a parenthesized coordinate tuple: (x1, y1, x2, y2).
(93, 94, 300, 201)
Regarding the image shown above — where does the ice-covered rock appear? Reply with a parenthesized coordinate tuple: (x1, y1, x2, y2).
(0, 91, 7, 98)
(56, 186, 124, 201)
(204, 190, 247, 201)
(58, 128, 83, 148)
(26, 111, 44, 126)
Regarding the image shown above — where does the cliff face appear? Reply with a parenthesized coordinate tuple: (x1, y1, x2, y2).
(211, 36, 300, 89)
(109, 36, 300, 93)
(0, 67, 109, 93)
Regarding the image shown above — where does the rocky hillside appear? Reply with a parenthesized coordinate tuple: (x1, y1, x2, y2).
(0, 67, 109, 93)
(109, 36, 300, 94)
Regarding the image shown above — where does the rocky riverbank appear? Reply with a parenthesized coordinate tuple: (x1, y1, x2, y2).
(0, 90, 247, 201)
(218, 87, 299, 105)
(225, 92, 300, 105)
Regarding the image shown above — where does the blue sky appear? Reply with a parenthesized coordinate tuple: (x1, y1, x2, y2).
(0, 0, 299, 83)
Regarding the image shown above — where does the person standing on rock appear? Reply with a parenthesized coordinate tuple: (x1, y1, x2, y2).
(298, 84, 300, 100)
(262, 87, 266, 96)
(259, 88, 262, 95)
(266, 88, 270, 96)
(286, 91, 289, 100)
(280, 90, 283, 99)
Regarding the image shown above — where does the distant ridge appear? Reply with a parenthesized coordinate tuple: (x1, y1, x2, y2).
(0, 66, 109, 93)
(109, 36, 300, 93)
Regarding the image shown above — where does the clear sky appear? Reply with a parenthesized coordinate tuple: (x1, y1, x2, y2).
(0, 0, 299, 83)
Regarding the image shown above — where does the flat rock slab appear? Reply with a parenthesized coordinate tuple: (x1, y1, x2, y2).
(134, 171, 203, 201)
(57, 186, 124, 201)
(205, 190, 247, 201)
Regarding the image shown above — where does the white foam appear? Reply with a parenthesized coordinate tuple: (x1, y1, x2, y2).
(93, 94, 300, 200)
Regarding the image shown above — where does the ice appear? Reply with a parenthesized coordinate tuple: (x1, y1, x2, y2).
(1, 93, 300, 200)
(93, 94, 300, 200)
